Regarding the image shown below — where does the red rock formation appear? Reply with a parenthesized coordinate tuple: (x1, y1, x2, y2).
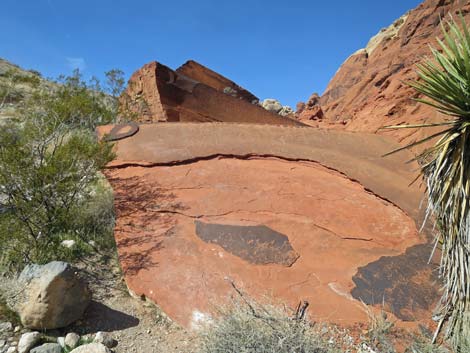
(300, 0, 470, 148)
(176, 60, 259, 103)
(121, 61, 303, 126)
(296, 93, 325, 125)
(99, 122, 438, 330)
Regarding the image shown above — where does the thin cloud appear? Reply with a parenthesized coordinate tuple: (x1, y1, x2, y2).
(66, 57, 86, 72)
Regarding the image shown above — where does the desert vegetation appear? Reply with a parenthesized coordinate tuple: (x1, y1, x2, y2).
(385, 14, 470, 353)
(0, 67, 125, 273)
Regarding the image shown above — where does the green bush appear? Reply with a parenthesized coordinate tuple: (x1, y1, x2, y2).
(0, 69, 119, 273)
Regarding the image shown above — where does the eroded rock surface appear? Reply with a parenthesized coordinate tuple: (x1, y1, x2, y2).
(176, 60, 259, 104)
(100, 123, 438, 329)
(121, 61, 303, 126)
(299, 0, 470, 148)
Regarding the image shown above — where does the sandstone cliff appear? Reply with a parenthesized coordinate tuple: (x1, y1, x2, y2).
(300, 0, 470, 148)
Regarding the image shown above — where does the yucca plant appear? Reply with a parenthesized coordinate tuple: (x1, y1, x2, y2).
(383, 14, 470, 352)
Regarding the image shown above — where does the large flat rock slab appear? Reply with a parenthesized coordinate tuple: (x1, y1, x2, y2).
(101, 123, 438, 329)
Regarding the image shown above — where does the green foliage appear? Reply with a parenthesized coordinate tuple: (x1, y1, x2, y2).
(24, 69, 116, 130)
(0, 119, 114, 271)
(0, 68, 118, 273)
(105, 69, 126, 98)
(383, 14, 470, 352)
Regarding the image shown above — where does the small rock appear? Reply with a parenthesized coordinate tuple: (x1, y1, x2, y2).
(13, 327, 20, 334)
(6, 347, 17, 353)
(69, 343, 110, 353)
(0, 340, 5, 348)
(60, 240, 76, 249)
(93, 332, 117, 348)
(0, 323, 13, 332)
(18, 332, 41, 353)
(64, 333, 80, 349)
(56, 337, 64, 348)
(30, 343, 61, 353)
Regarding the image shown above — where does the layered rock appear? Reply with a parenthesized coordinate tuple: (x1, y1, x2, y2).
(121, 61, 304, 126)
(299, 0, 470, 147)
(99, 122, 438, 329)
(176, 60, 259, 103)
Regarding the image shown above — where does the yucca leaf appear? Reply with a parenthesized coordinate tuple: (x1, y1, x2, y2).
(384, 14, 470, 351)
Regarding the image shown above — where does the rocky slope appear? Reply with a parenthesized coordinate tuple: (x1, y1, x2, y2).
(0, 58, 47, 120)
(299, 0, 470, 148)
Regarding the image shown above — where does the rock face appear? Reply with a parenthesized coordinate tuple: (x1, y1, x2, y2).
(10, 262, 91, 330)
(176, 60, 259, 103)
(296, 93, 324, 124)
(99, 122, 439, 329)
(299, 0, 470, 147)
(122, 60, 303, 126)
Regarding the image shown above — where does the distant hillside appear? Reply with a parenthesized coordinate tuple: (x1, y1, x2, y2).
(0, 58, 54, 120)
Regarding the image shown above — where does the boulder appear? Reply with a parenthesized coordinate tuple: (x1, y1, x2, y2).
(64, 333, 80, 349)
(30, 343, 61, 353)
(11, 262, 91, 330)
(69, 343, 110, 353)
(260, 98, 282, 113)
(18, 332, 41, 353)
(278, 106, 294, 117)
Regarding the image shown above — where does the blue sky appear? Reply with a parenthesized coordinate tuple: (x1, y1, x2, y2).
(1, 0, 422, 107)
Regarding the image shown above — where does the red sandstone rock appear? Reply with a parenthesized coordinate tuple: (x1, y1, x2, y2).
(176, 60, 259, 103)
(301, 0, 470, 149)
(296, 93, 324, 122)
(121, 61, 303, 126)
(100, 123, 438, 330)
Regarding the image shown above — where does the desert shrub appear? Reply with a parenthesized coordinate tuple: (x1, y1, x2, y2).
(0, 117, 114, 272)
(362, 308, 396, 353)
(407, 336, 452, 353)
(25, 69, 114, 130)
(0, 69, 121, 273)
(199, 294, 339, 353)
